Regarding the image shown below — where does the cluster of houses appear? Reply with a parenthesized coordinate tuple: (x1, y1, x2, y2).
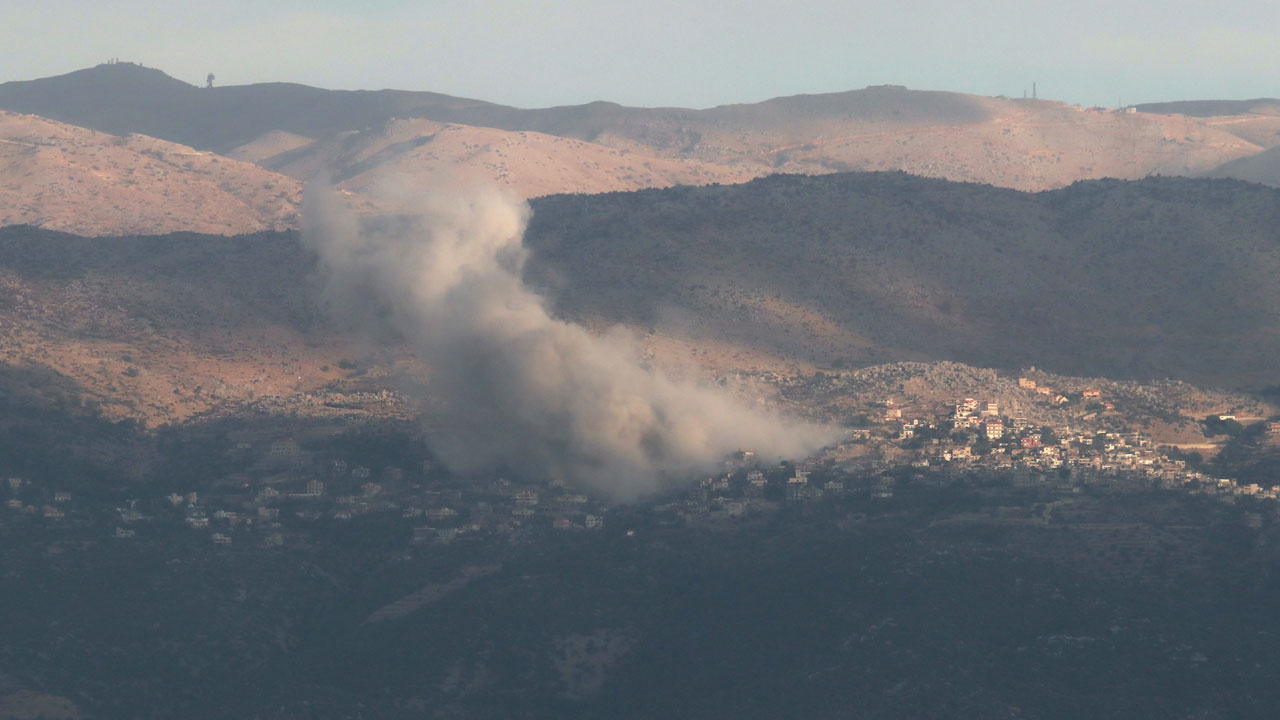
(6, 375, 1280, 544)
(1, 441, 616, 549)
(852, 381, 1280, 502)
(3, 477, 73, 521)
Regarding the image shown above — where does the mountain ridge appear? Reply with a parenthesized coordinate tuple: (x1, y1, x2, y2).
(6, 63, 1279, 199)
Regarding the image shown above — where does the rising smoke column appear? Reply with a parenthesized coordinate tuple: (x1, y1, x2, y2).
(303, 180, 836, 500)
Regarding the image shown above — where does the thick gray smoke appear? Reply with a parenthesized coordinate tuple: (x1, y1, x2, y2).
(303, 180, 836, 500)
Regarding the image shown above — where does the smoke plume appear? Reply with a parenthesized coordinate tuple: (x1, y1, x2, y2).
(303, 179, 836, 500)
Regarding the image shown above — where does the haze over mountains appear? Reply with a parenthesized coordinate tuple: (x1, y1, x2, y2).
(2, 62, 1280, 237)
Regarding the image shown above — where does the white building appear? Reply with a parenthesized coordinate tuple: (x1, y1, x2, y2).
(984, 420, 1005, 440)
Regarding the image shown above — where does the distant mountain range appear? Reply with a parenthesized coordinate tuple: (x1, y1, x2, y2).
(1135, 98, 1280, 119)
(4, 63, 1280, 237)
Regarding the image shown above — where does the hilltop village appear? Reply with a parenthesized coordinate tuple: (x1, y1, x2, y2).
(3, 362, 1278, 554)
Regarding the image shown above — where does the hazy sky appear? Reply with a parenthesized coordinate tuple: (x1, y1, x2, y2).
(4, 0, 1277, 108)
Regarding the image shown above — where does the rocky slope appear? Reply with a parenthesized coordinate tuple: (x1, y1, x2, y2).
(257, 117, 758, 199)
(0, 111, 301, 235)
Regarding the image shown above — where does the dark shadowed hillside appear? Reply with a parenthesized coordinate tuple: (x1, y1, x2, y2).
(523, 173, 1280, 388)
(1135, 98, 1280, 117)
(1207, 145, 1280, 187)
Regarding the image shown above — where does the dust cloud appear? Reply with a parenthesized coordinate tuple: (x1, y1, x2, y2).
(303, 179, 836, 500)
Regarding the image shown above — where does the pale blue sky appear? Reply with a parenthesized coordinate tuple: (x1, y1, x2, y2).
(4, 0, 1277, 108)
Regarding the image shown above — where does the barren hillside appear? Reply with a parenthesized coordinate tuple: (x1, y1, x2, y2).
(0, 111, 301, 236)
(579, 92, 1271, 190)
(4, 64, 1278, 197)
(0, 227, 362, 424)
(216, 88, 1280, 195)
(254, 118, 758, 199)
